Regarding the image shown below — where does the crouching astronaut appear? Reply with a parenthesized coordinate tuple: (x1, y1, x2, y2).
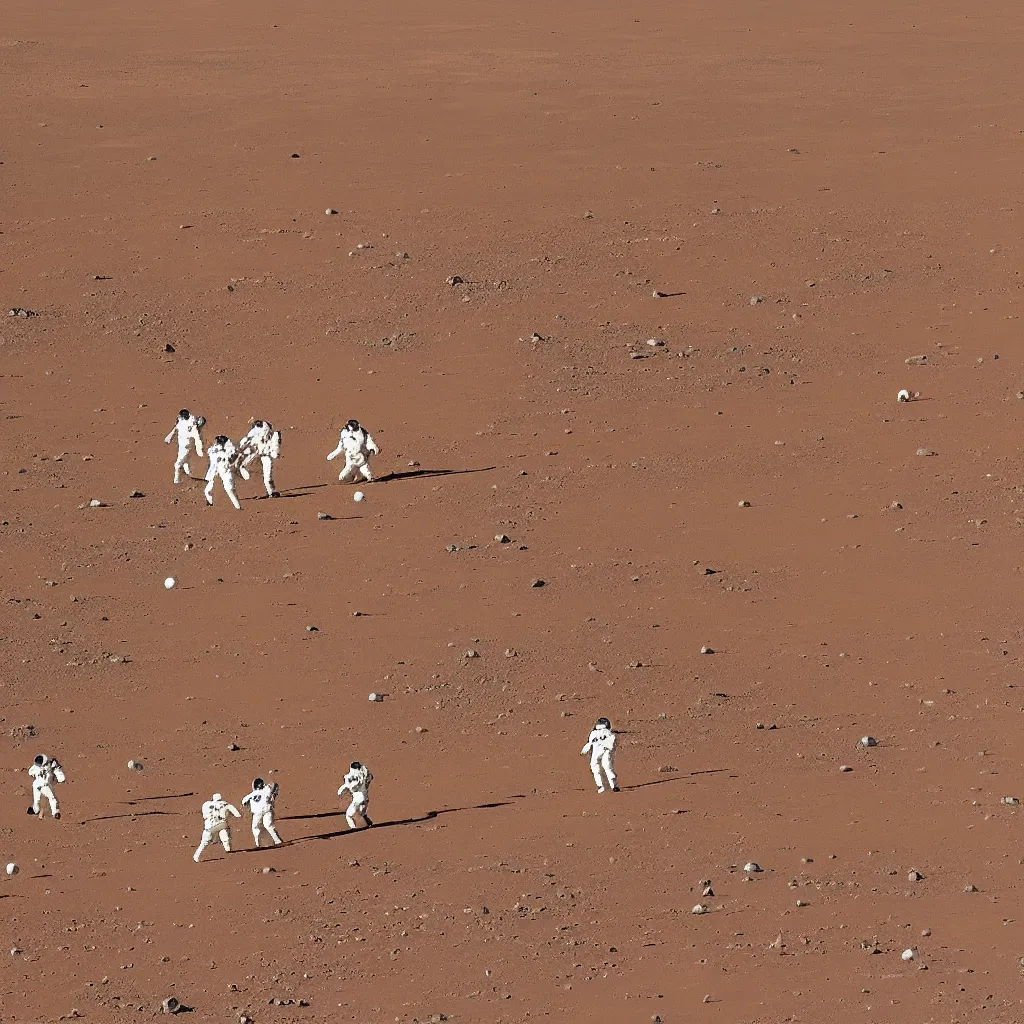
(27, 753, 66, 819)
(164, 409, 206, 484)
(241, 777, 282, 847)
(338, 761, 374, 828)
(204, 435, 242, 510)
(237, 419, 282, 498)
(581, 717, 619, 793)
(193, 793, 242, 861)
(327, 419, 379, 483)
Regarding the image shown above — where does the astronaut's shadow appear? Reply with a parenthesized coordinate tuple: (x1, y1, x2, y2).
(624, 767, 733, 790)
(277, 799, 514, 845)
(375, 466, 496, 483)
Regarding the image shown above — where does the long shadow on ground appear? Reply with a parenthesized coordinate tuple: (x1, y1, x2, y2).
(269, 799, 515, 848)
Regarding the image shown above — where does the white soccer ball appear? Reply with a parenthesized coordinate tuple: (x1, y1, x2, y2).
(353, 491, 365, 502)
(897, 389, 911, 402)
(5, 863, 18, 876)
(163, 577, 176, 589)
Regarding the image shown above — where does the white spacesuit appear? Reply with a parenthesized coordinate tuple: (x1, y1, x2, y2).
(581, 718, 619, 793)
(237, 419, 282, 499)
(164, 409, 206, 484)
(204, 435, 242, 510)
(240, 777, 282, 847)
(337, 761, 374, 828)
(193, 793, 242, 861)
(327, 419, 379, 483)
(27, 753, 66, 819)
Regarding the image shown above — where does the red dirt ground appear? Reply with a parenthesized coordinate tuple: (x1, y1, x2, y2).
(3, 0, 1024, 1021)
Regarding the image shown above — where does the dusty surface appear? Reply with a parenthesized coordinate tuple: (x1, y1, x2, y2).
(3, 0, 1024, 1020)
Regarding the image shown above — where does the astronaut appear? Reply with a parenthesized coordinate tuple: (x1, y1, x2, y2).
(327, 419, 380, 484)
(337, 761, 374, 828)
(204, 435, 242, 510)
(240, 777, 282, 847)
(580, 717, 619, 793)
(193, 792, 242, 862)
(237, 419, 282, 499)
(163, 409, 206, 484)
(27, 753, 66, 819)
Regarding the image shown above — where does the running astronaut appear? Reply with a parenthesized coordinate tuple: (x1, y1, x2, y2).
(337, 761, 374, 828)
(27, 753, 66, 819)
(193, 793, 242, 861)
(327, 419, 379, 484)
(237, 419, 282, 499)
(204, 435, 242, 510)
(581, 717, 619, 793)
(240, 777, 282, 847)
(164, 409, 206, 484)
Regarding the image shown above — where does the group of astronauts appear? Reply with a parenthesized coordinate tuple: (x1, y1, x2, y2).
(164, 409, 380, 509)
(192, 761, 374, 861)
(20, 720, 619, 860)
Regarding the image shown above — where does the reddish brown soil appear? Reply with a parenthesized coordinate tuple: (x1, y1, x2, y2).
(3, 0, 1024, 1020)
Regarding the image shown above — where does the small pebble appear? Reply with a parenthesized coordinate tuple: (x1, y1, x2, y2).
(916, 448, 937, 457)
(691, 904, 708, 915)
(700, 645, 714, 654)
(839, 765, 853, 772)
(743, 862, 762, 873)
(368, 692, 381, 702)
(325, 208, 337, 215)
(738, 500, 751, 507)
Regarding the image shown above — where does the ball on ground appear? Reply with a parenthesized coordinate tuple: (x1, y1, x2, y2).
(6, 863, 18, 876)
(163, 577, 176, 589)
(353, 491, 365, 502)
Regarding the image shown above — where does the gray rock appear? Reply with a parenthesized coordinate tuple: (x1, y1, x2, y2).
(905, 354, 929, 365)
(317, 512, 333, 520)
(916, 448, 937, 457)
(531, 579, 546, 588)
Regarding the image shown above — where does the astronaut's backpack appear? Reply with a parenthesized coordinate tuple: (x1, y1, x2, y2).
(269, 430, 282, 459)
